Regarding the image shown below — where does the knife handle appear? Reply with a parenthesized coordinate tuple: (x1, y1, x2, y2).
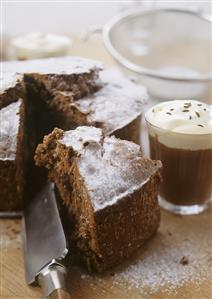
(38, 263, 70, 299)
(48, 289, 70, 299)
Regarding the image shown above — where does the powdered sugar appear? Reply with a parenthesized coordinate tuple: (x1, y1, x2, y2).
(2, 56, 102, 76)
(78, 210, 212, 296)
(60, 126, 161, 211)
(113, 233, 211, 294)
(0, 72, 23, 92)
(0, 100, 21, 160)
(75, 68, 148, 134)
(61, 126, 103, 152)
(0, 220, 21, 249)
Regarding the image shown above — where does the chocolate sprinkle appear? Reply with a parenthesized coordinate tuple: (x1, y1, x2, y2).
(197, 124, 204, 127)
(195, 111, 200, 118)
(184, 102, 192, 108)
(170, 108, 174, 111)
(197, 103, 202, 106)
(189, 116, 192, 120)
(182, 110, 189, 112)
(166, 112, 172, 115)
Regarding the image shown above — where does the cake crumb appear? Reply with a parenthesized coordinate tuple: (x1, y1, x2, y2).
(180, 256, 189, 266)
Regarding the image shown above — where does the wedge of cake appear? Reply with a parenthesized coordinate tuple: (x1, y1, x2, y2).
(35, 126, 161, 271)
(0, 100, 26, 212)
(48, 69, 147, 143)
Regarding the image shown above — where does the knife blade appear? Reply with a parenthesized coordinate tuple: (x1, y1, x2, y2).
(22, 182, 70, 298)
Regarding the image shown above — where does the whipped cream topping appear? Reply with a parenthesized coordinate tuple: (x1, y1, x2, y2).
(145, 100, 212, 150)
(12, 32, 72, 59)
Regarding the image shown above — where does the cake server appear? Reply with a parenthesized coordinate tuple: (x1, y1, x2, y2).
(22, 182, 70, 299)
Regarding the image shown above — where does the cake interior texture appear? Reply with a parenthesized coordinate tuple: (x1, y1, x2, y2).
(35, 126, 161, 271)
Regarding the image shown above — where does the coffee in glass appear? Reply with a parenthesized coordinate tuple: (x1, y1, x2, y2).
(145, 100, 212, 215)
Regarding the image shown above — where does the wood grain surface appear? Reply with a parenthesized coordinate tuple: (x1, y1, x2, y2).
(0, 35, 212, 299)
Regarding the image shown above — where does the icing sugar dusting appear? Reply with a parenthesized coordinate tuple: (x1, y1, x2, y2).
(76, 68, 148, 134)
(112, 211, 212, 294)
(60, 126, 161, 211)
(0, 100, 21, 160)
(0, 72, 22, 92)
(78, 210, 212, 296)
(0, 220, 21, 250)
(2, 56, 103, 75)
(61, 126, 102, 152)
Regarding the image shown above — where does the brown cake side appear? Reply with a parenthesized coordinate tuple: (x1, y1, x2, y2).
(35, 126, 161, 272)
(0, 100, 26, 211)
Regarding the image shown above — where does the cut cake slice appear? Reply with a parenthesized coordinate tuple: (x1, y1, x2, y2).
(35, 126, 161, 271)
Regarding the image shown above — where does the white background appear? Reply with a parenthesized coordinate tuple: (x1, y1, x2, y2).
(2, 1, 211, 36)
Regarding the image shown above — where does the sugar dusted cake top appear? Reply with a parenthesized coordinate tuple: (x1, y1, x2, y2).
(2, 56, 103, 77)
(0, 72, 23, 93)
(61, 126, 103, 152)
(1, 56, 102, 98)
(68, 68, 148, 134)
(60, 126, 161, 211)
(0, 100, 22, 160)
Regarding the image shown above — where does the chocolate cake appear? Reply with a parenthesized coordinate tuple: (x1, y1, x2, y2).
(35, 126, 161, 271)
(3, 56, 102, 93)
(0, 56, 102, 213)
(0, 100, 26, 212)
(1, 57, 148, 214)
(49, 69, 147, 143)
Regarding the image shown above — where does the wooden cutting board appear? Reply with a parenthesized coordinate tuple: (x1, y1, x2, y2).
(1, 209, 212, 299)
(0, 36, 212, 299)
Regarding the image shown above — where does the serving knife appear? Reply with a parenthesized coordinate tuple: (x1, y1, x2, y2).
(22, 182, 70, 298)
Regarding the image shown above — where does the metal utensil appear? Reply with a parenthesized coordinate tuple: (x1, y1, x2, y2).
(102, 8, 212, 100)
(22, 182, 70, 298)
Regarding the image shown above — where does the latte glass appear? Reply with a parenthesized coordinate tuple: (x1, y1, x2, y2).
(145, 110, 212, 215)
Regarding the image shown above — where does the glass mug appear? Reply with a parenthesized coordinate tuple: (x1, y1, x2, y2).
(145, 101, 212, 215)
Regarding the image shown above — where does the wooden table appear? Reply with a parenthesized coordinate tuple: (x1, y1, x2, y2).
(1, 36, 212, 299)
